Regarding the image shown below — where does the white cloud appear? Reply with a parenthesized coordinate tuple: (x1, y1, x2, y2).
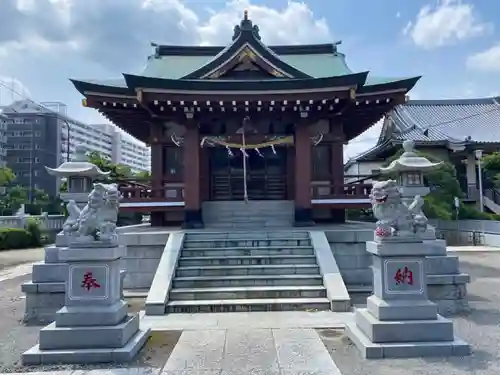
(403, 0, 491, 49)
(0, 0, 332, 121)
(344, 119, 383, 161)
(0, 77, 31, 106)
(0, 0, 331, 71)
(467, 44, 500, 72)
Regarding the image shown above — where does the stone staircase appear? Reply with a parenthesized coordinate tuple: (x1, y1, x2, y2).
(165, 231, 330, 313)
(202, 200, 294, 229)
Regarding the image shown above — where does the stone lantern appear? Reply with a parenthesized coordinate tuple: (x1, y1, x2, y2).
(379, 140, 442, 240)
(379, 140, 442, 204)
(45, 145, 110, 208)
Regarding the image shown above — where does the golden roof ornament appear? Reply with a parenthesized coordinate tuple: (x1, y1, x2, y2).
(232, 8, 261, 40)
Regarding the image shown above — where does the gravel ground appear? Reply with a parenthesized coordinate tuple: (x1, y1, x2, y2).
(320, 252, 500, 375)
(0, 277, 178, 373)
(3, 251, 500, 374)
(0, 248, 44, 271)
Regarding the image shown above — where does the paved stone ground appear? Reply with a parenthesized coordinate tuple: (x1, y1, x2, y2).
(0, 248, 44, 271)
(320, 252, 500, 375)
(2, 250, 500, 374)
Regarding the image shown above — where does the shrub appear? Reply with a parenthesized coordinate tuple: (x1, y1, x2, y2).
(0, 228, 33, 250)
(25, 217, 42, 247)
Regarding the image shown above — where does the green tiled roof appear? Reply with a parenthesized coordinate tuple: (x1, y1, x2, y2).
(139, 51, 408, 87)
(141, 52, 354, 79)
(280, 53, 351, 78)
(142, 55, 212, 79)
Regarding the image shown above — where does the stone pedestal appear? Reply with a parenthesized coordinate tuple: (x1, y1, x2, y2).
(22, 245, 150, 365)
(22, 234, 127, 324)
(347, 239, 470, 359)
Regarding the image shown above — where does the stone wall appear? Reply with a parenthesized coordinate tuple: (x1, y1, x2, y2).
(120, 231, 170, 289)
(324, 229, 470, 316)
(22, 224, 168, 325)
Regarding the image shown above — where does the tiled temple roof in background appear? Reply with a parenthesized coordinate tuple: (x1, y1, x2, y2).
(346, 97, 500, 166)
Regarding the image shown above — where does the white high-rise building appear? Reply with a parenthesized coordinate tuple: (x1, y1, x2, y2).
(5, 100, 151, 173)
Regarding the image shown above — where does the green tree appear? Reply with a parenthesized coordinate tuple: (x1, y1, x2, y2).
(87, 152, 133, 182)
(384, 148, 489, 220)
(0, 186, 52, 215)
(134, 170, 151, 180)
(0, 167, 15, 186)
(481, 152, 500, 187)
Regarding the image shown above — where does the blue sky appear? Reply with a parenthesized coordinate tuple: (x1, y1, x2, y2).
(0, 0, 498, 157)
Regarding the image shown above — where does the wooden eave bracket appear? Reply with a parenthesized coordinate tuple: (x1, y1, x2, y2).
(136, 89, 158, 118)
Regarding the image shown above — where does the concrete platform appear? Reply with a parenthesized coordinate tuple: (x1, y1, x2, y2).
(163, 328, 343, 374)
(22, 328, 150, 365)
(140, 310, 355, 330)
(346, 322, 471, 359)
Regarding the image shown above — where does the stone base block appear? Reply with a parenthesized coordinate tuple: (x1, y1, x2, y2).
(45, 245, 63, 263)
(55, 301, 128, 327)
(355, 308, 454, 343)
(423, 239, 447, 256)
(32, 263, 67, 283)
(346, 322, 471, 359)
(366, 295, 438, 321)
(22, 282, 66, 325)
(40, 314, 139, 350)
(22, 328, 151, 365)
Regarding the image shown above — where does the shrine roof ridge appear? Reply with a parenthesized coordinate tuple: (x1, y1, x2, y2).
(154, 43, 342, 57)
(122, 72, 369, 92)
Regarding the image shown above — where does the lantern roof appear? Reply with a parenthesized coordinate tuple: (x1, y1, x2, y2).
(45, 145, 111, 178)
(379, 140, 443, 173)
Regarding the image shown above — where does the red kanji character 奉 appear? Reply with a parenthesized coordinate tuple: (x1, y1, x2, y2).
(81, 271, 101, 291)
(402, 266, 413, 285)
(394, 266, 414, 285)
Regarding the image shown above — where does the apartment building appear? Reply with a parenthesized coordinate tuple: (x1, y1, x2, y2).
(2, 100, 151, 197)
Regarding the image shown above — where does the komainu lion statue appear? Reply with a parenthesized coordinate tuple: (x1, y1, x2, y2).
(370, 180, 427, 240)
(62, 183, 121, 245)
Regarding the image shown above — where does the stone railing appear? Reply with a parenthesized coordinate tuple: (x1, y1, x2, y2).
(311, 182, 372, 207)
(0, 214, 65, 232)
(429, 219, 500, 247)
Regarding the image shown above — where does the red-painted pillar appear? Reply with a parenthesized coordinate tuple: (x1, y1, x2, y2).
(294, 124, 314, 226)
(150, 123, 164, 227)
(329, 118, 346, 223)
(182, 124, 203, 228)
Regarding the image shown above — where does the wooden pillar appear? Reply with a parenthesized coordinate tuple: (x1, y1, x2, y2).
(329, 119, 346, 223)
(286, 147, 295, 199)
(182, 123, 203, 228)
(294, 123, 314, 226)
(199, 146, 210, 202)
(150, 122, 164, 227)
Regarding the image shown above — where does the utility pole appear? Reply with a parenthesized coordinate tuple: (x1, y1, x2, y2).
(28, 119, 34, 203)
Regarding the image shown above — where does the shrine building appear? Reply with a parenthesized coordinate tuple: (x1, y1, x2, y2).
(71, 11, 420, 228)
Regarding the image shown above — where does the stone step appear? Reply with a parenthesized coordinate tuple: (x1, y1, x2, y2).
(181, 246, 315, 257)
(204, 223, 293, 230)
(204, 213, 293, 218)
(165, 297, 330, 313)
(178, 255, 318, 267)
(169, 285, 327, 300)
(183, 239, 311, 248)
(203, 200, 292, 206)
(185, 231, 309, 239)
(175, 264, 320, 277)
(172, 274, 324, 288)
